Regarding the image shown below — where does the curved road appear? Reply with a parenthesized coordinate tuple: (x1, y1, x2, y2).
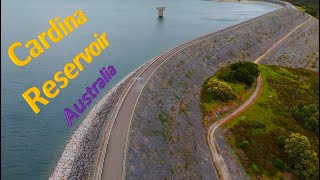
(207, 75, 262, 180)
(94, 7, 312, 180)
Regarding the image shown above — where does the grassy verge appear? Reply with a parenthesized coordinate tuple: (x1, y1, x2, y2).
(223, 65, 319, 179)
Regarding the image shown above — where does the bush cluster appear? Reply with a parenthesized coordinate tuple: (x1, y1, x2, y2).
(291, 103, 319, 132)
(220, 61, 260, 86)
(239, 140, 250, 149)
(285, 133, 319, 179)
(274, 158, 285, 170)
(231, 120, 284, 176)
(204, 79, 235, 101)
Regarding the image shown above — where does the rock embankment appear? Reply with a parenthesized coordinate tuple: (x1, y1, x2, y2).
(49, 62, 151, 179)
(125, 4, 318, 179)
(260, 17, 319, 71)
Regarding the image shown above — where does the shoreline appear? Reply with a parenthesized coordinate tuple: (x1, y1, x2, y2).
(50, 0, 290, 179)
(49, 59, 154, 179)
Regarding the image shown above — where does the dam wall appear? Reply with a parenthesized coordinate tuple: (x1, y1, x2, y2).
(260, 17, 319, 71)
(125, 5, 318, 180)
(50, 0, 319, 179)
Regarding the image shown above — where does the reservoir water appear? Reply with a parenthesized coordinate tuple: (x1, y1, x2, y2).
(1, 0, 280, 179)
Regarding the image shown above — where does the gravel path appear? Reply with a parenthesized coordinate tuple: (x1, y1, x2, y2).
(207, 75, 262, 180)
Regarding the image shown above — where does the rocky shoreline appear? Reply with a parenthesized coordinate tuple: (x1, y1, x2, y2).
(49, 61, 151, 179)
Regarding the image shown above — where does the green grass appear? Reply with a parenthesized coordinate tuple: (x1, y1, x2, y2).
(295, 5, 307, 13)
(151, 111, 175, 144)
(223, 65, 319, 179)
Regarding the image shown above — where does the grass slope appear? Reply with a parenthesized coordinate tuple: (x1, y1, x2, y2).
(223, 65, 319, 179)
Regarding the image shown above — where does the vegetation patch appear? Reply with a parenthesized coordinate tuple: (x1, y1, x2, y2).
(200, 61, 259, 127)
(224, 65, 319, 179)
(151, 111, 174, 144)
(291, 103, 319, 132)
(284, 0, 319, 19)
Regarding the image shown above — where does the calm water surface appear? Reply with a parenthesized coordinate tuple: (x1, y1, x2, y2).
(1, 0, 280, 179)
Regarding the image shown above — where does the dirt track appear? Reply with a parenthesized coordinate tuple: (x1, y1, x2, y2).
(207, 75, 262, 180)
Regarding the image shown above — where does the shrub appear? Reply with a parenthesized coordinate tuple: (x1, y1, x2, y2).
(205, 79, 235, 101)
(294, 150, 319, 179)
(243, 62, 260, 78)
(276, 134, 287, 148)
(304, 112, 319, 132)
(251, 163, 260, 174)
(234, 68, 255, 86)
(230, 62, 242, 70)
(285, 133, 311, 160)
(221, 70, 236, 82)
(251, 120, 266, 129)
(234, 68, 248, 79)
(239, 140, 250, 149)
(285, 133, 319, 179)
(220, 61, 259, 86)
(230, 61, 260, 77)
(274, 158, 285, 170)
(291, 103, 319, 132)
(292, 103, 317, 122)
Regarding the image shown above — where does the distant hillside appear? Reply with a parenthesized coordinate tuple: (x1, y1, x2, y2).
(284, 0, 319, 18)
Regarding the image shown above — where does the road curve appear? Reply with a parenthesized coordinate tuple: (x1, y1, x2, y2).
(207, 75, 262, 180)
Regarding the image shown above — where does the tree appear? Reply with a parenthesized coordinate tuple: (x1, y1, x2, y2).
(222, 61, 260, 86)
(284, 133, 311, 160)
(234, 68, 255, 86)
(292, 105, 309, 122)
(294, 150, 319, 179)
(230, 61, 260, 77)
(305, 115, 319, 132)
(221, 70, 236, 82)
(285, 133, 319, 179)
(292, 104, 319, 132)
(205, 79, 235, 101)
(242, 62, 260, 78)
